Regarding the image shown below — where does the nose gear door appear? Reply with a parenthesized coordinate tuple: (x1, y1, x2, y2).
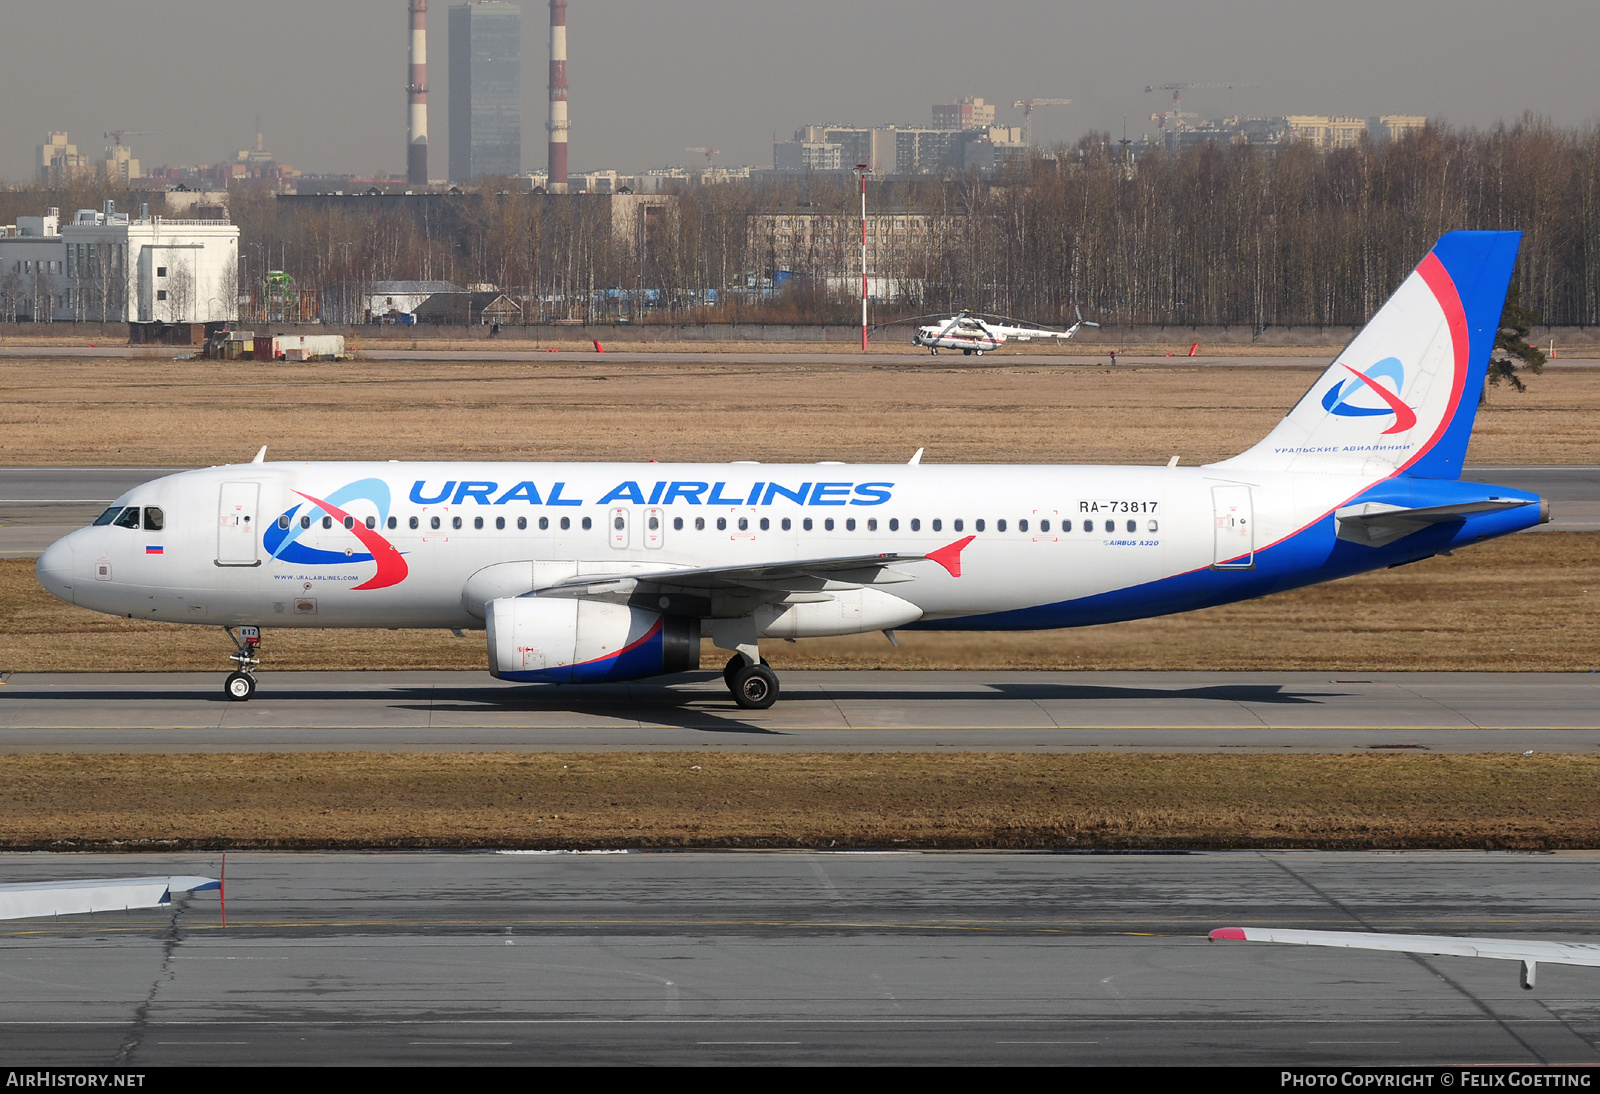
(217, 482, 262, 566)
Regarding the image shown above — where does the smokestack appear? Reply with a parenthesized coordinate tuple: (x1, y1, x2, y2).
(407, 0, 429, 187)
(548, 0, 568, 190)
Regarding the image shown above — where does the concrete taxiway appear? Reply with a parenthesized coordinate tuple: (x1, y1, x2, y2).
(1, 670, 1597, 753)
(3, 464, 1597, 557)
(2, 850, 1597, 1066)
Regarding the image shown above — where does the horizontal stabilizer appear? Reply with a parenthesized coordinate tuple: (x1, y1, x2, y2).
(1335, 498, 1536, 547)
(0, 876, 220, 920)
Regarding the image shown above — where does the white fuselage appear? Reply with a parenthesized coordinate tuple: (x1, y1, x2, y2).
(37, 459, 1425, 634)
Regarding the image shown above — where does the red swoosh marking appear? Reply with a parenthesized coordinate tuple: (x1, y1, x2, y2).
(1403, 252, 1470, 472)
(925, 535, 977, 578)
(293, 491, 409, 590)
(1341, 365, 1418, 435)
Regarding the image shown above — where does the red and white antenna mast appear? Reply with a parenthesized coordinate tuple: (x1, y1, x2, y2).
(855, 163, 869, 352)
(548, 0, 569, 190)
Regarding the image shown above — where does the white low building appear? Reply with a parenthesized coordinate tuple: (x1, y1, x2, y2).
(0, 201, 239, 323)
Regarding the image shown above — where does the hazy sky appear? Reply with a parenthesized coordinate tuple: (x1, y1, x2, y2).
(1, 0, 1596, 181)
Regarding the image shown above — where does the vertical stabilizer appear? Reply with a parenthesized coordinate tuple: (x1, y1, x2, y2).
(1217, 231, 1520, 480)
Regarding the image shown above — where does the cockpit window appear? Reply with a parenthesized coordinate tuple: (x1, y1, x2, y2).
(93, 507, 122, 526)
(143, 507, 164, 531)
(113, 506, 142, 529)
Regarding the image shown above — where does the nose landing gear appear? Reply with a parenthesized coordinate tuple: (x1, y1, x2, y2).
(224, 626, 261, 701)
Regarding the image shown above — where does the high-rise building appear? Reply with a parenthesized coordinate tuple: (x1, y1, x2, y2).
(931, 97, 996, 130)
(448, 1, 522, 182)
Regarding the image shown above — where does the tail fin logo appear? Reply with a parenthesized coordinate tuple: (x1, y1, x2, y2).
(1320, 357, 1418, 435)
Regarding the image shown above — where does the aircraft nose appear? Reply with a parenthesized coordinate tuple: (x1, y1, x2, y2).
(35, 535, 76, 606)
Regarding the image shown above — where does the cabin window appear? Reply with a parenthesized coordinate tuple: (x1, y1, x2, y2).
(517, 516, 527, 530)
(322, 516, 333, 529)
(494, 516, 504, 530)
(1019, 519, 1029, 532)
(717, 517, 727, 531)
(581, 517, 592, 530)
(387, 516, 397, 530)
(277, 515, 289, 530)
(114, 506, 141, 529)
(614, 516, 625, 530)
(910, 518, 920, 531)
(975, 519, 985, 532)
(447, 516, 458, 529)
(759, 517, 769, 531)
(430, 516, 440, 530)
(1062, 520, 1072, 532)
(846, 518, 856, 531)
(803, 518, 813, 531)
(824, 518, 835, 531)
(953, 519, 963, 532)
(737, 517, 748, 531)
(300, 515, 311, 529)
(1148, 520, 1158, 532)
(648, 515, 660, 531)
(342, 516, 353, 529)
(1126, 519, 1137, 533)
(1104, 519, 1114, 533)
(673, 517, 683, 531)
(560, 517, 570, 530)
(409, 516, 419, 530)
(695, 517, 705, 531)
(867, 518, 877, 531)
(1039, 519, 1049, 532)
(93, 507, 122, 526)
(366, 516, 376, 529)
(932, 518, 942, 532)
(889, 518, 899, 531)
(782, 517, 792, 531)
(473, 516, 483, 530)
(997, 519, 1007, 532)
(539, 517, 549, 530)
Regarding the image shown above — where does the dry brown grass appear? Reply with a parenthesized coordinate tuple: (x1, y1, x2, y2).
(2, 355, 1596, 466)
(3, 751, 1595, 851)
(4, 532, 1596, 673)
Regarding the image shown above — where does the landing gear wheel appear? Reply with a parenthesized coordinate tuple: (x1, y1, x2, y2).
(730, 664, 779, 710)
(723, 653, 771, 690)
(224, 671, 256, 701)
(963, 348, 974, 355)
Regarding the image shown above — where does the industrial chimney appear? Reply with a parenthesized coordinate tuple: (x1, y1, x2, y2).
(407, 0, 429, 186)
(548, 0, 568, 190)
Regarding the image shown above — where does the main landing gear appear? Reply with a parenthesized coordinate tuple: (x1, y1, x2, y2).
(722, 653, 779, 711)
(224, 626, 261, 701)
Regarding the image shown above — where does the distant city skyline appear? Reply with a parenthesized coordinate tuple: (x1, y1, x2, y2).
(0, 0, 1596, 182)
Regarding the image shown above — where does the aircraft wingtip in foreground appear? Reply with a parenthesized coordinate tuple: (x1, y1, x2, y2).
(37, 231, 1545, 709)
(1211, 927, 1600, 991)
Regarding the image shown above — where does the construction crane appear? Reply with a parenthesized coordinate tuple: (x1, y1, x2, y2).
(685, 147, 720, 166)
(103, 130, 152, 150)
(1011, 99, 1072, 146)
(1143, 83, 1258, 115)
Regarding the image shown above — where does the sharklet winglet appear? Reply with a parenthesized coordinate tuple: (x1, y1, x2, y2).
(924, 535, 976, 578)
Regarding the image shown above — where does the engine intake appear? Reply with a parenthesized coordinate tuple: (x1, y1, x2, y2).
(485, 597, 700, 684)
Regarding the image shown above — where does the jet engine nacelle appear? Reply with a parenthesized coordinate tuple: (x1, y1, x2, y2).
(485, 597, 700, 684)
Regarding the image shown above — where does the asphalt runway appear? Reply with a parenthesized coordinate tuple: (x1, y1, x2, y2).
(2, 670, 1598, 753)
(3, 464, 1596, 557)
(2, 850, 1596, 1066)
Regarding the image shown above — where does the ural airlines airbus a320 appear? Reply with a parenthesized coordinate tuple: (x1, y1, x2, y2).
(36, 232, 1545, 709)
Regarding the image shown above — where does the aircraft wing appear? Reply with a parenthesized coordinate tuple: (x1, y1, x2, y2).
(1334, 498, 1538, 548)
(1210, 927, 1600, 989)
(0, 876, 220, 920)
(534, 538, 977, 599)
